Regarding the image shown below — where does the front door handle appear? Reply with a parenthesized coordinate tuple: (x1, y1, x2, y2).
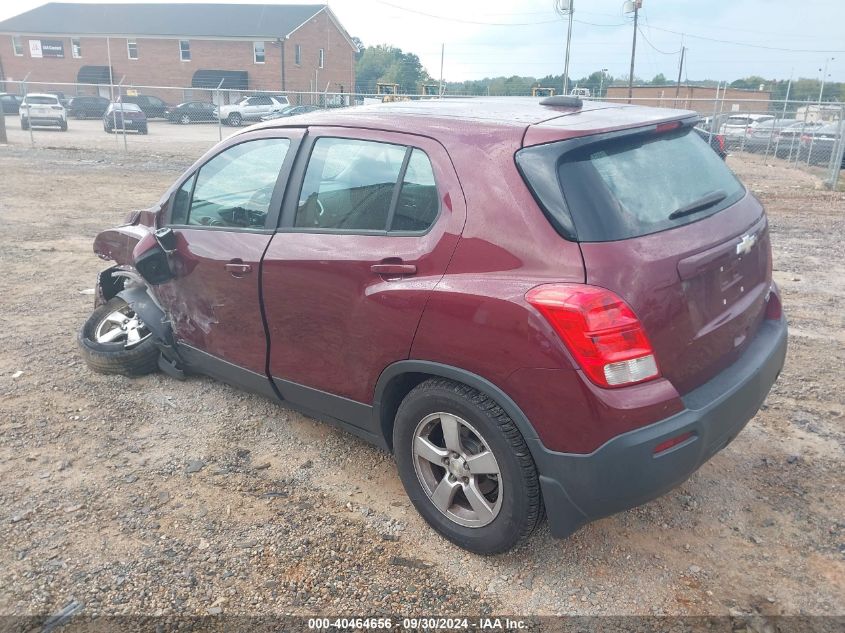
(225, 260, 252, 277)
(370, 263, 417, 276)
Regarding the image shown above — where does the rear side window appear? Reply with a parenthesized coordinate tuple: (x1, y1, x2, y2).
(295, 138, 439, 232)
(391, 149, 439, 232)
(518, 127, 745, 242)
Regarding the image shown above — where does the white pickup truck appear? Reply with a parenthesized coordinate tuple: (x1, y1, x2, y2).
(218, 94, 290, 126)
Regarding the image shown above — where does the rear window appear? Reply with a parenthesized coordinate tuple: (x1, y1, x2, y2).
(24, 96, 59, 105)
(517, 126, 746, 242)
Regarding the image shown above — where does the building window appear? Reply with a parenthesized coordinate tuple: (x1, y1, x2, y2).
(127, 39, 138, 60)
(295, 43, 301, 65)
(12, 36, 24, 56)
(253, 41, 265, 64)
(179, 39, 191, 61)
(318, 48, 324, 69)
(71, 38, 81, 58)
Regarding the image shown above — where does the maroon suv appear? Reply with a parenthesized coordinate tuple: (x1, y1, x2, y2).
(79, 97, 787, 554)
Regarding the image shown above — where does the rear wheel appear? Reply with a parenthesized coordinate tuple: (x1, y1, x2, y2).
(393, 378, 543, 554)
(74, 110, 86, 120)
(20, 118, 29, 130)
(139, 126, 148, 135)
(179, 114, 191, 125)
(78, 297, 159, 376)
(59, 120, 68, 131)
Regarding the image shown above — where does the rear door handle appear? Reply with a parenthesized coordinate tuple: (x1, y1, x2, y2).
(225, 261, 252, 276)
(370, 263, 417, 276)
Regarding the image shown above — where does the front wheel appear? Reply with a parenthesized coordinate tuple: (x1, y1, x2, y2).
(78, 297, 159, 376)
(227, 112, 242, 126)
(179, 114, 191, 125)
(393, 378, 543, 555)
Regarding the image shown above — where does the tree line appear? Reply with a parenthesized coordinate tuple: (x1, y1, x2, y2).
(353, 41, 845, 103)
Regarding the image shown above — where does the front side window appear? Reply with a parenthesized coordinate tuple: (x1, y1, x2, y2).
(12, 36, 23, 56)
(127, 39, 138, 59)
(318, 48, 324, 69)
(179, 40, 190, 61)
(172, 138, 290, 229)
(254, 41, 265, 64)
(295, 138, 408, 231)
(71, 37, 81, 58)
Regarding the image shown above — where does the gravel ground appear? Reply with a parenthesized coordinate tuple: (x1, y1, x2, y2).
(0, 141, 842, 624)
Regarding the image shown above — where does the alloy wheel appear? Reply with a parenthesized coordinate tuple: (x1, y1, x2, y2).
(412, 412, 503, 528)
(94, 305, 151, 349)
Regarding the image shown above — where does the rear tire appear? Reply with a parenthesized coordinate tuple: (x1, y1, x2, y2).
(393, 378, 543, 555)
(21, 118, 29, 130)
(179, 114, 191, 125)
(59, 120, 68, 131)
(78, 297, 159, 376)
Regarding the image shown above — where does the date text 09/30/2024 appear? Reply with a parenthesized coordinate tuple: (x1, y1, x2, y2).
(307, 617, 529, 630)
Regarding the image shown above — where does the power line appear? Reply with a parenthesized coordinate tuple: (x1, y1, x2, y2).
(641, 22, 845, 54)
(637, 26, 681, 55)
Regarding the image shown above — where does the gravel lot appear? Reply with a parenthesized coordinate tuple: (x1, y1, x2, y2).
(0, 133, 843, 624)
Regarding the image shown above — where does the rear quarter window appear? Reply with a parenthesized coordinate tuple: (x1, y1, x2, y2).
(517, 126, 746, 242)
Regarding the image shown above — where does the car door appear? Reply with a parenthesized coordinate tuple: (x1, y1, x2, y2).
(153, 129, 304, 377)
(261, 127, 466, 415)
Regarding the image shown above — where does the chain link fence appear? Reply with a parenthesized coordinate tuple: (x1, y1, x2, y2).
(2, 80, 843, 189)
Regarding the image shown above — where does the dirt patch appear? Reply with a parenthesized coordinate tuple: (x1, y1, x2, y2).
(0, 144, 842, 619)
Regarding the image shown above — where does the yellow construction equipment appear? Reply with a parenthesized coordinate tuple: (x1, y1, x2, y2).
(531, 86, 556, 98)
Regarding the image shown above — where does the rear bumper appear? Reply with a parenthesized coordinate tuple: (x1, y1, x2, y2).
(532, 315, 787, 538)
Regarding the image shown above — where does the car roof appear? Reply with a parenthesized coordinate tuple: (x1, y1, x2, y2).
(249, 97, 696, 146)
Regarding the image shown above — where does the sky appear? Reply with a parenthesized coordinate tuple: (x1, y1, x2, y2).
(1, 0, 843, 84)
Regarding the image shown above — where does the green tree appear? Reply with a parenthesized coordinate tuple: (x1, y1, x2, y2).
(651, 73, 668, 85)
(354, 45, 432, 94)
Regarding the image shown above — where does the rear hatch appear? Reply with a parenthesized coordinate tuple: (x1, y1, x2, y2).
(517, 121, 771, 394)
(24, 96, 62, 118)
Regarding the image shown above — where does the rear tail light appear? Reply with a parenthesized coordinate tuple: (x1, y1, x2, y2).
(525, 284, 660, 388)
(765, 286, 782, 320)
(717, 135, 726, 152)
(801, 135, 811, 143)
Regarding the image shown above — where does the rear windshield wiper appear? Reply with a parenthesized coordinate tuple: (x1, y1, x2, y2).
(668, 190, 727, 220)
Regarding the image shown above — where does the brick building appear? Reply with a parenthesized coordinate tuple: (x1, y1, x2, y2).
(0, 3, 357, 103)
(604, 85, 772, 114)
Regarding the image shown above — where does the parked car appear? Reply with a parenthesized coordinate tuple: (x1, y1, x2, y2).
(798, 122, 845, 167)
(103, 102, 148, 134)
(218, 94, 290, 126)
(19, 93, 67, 130)
(720, 113, 775, 149)
(78, 97, 787, 554)
(693, 125, 727, 159)
(68, 95, 110, 119)
(259, 105, 319, 122)
(118, 94, 169, 119)
(743, 118, 796, 154)
(772, 121, 825, 159)
(166, 101, 218, 124)
(0, 92, 21, 115)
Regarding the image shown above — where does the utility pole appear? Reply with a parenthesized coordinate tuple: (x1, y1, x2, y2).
(555, 1, 574, 95)
(439, 43, 444, 97)
(626, 0, 642, 104)
(674, 45, 685, 106)
(818, 57, 834, 104)
(598, 68, 608, 99)
(0, 98, 6, 145)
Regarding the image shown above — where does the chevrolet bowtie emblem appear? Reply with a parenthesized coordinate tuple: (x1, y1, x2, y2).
(736, 234, 757, 256)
